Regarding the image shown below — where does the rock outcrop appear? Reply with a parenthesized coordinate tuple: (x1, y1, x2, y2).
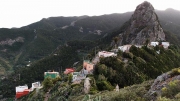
(84, 77, 91, 94)
(145, 68, 180, 100)
(119, 1, 165, 45)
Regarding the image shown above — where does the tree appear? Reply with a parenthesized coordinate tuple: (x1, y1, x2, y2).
(145, 39, 150, 46)
(68, 74, 73, 83)
(113, 36, 120, 49)
(42, 77, 53, 92)
(98, 64, 108, 75)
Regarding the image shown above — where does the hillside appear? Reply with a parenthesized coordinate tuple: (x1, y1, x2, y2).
(0, 1, 180, 100)
(14, 45, 180, 101)
(0, 7, 180, 76)
(0, 13, 133, 76)
(156, 8, 180, 36)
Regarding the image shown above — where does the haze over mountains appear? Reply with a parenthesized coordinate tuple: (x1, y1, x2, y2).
(0, 5, 180, 76)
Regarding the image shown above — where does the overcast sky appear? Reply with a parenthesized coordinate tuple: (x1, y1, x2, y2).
(0, 0, 180, 28)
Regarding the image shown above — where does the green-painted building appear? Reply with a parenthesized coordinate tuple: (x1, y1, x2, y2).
(44, 72, 59, 79)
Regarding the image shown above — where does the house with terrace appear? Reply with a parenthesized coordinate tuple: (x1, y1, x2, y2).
(83, 60, 94, 74)
(64, 68, 75, 74)
(98, 51, 117, 57)
(150, 41, 170, 49)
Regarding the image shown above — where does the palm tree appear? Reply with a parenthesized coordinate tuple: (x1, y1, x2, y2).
(113, 36, 120, 49)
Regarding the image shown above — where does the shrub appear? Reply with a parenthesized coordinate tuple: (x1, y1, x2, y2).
(98, 74, 107, 81)
(156, 97, 172, 101)
(123, 52, 133, 59)
(97, 64, 108, 75)
(71, 83, 81, 88)
(68, 74, 73, 83)
(42, 77, 53, 92)
(161, 80, 180, 98)
(52, 76, 61, 84)
(169, 68, 180, 77)
(111, 91, 144, 101)
(89, 87, 98, 94)
(175, 93, 180, 99)
(96, 81, 114, 91)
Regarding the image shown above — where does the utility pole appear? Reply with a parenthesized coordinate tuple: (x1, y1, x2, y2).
(58, 67, 60, 73)
(95, 47, 96, 57)
(61, 66, 62, 74)
(18, 74, 20, 80)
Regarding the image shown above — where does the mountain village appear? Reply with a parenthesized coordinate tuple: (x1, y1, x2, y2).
(15, 41, 169, 99)
(0, 0, 179, 100)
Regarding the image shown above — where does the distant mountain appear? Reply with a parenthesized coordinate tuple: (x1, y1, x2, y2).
(1, 1, 180, 99)
(0, 6, 179, 75)
(156, 8, 180, 36)
(0, 12, 134, 75)
(21, 13, 133, 35)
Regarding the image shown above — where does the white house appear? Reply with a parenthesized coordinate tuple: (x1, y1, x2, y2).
(150, 42, 159, 46)
(118, 45, 132, 52)
(72, 72, 86, 82)
(16, 85, 28, 92)
(16, 85, 30, 99)
(98, 51, 117, 57)
(162, 42, 170, 49)
(31, 82, 41, 91)
(135, 45, 142, 48)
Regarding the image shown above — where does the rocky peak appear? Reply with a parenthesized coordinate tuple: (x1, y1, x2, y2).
(119, 1, 165, 45)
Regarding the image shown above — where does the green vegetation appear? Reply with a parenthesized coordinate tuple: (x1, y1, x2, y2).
(70, 80, 153, 101)
(1, 8, 180, 101)
(161, 80, 180, 99)
(94, 45, 180, 87)
(42, 77, 54, 92)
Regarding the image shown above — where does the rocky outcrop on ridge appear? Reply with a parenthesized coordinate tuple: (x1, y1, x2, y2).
(145, 68, 180, 100)
(119, 1, 165, 45)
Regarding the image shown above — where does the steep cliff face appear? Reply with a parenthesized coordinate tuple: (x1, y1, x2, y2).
(119, 1, 165, 45)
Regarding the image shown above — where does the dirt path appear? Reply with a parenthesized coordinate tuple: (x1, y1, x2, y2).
(44, 92, 51, 101)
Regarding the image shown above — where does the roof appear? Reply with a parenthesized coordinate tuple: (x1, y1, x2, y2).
(64, 68, 75, 74)
(44, 72, 59, 74)
(100, 51, 113, 54)
(65, 68, 75, 71)
(16, 85, 28, 88)
(84, 60, 90, 63)
(73, 72, 80, 75)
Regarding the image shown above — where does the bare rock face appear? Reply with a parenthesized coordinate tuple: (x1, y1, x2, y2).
(145, 70, 180, 100)
(84, 77, 91, 94)
(120, 1, 165, 45)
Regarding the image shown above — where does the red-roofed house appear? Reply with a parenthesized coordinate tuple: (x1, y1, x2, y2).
(16, 85, 30, 99)
(64, 68, 75, 74)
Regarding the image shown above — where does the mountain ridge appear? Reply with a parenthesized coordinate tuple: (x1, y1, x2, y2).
(0, 7, 179, 75)
(1, 1, 180, 100)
